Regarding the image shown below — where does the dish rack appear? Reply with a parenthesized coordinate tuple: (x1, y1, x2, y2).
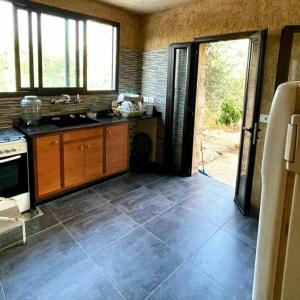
(112, 102, 145, 118)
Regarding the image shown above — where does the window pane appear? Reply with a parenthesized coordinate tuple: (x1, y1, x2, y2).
(67, 19, 76, 87)
(0, 1, 16, 92)
(79, 21, 84, 87)
(18, 9, 30, 88)
(32, 12, 39, 88)
(41, 14, 76, 87)
(87, 21, 116, 91)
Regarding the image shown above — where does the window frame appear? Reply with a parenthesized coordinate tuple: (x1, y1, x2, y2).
(0, 0, 120, 97)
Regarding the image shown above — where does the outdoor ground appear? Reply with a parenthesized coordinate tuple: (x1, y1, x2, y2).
(199, 129, 240, 186)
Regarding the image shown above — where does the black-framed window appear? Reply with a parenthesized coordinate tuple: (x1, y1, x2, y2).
(0, 0, 119, 96)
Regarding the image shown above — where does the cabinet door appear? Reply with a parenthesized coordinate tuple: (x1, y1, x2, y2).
(35, 134, 61, 198)
(63, 141, 85, 188)
(85, 135, 104, 181)
(106, 123, 129, 175)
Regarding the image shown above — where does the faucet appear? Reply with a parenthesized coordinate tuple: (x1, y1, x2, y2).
(74, 94, 81, 103)
(50, 94, 82, 104)
(60, 94, 71, 103)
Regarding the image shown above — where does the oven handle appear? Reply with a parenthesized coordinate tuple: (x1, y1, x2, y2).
(0, 155, 21, 164)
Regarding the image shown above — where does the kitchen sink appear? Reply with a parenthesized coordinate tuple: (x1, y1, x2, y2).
(49, 114, 98, 127)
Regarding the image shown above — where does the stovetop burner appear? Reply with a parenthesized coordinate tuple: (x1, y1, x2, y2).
(0, 128, 24, 143)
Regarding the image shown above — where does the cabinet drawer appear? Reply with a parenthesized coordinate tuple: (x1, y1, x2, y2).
(62, 127, 103, 143)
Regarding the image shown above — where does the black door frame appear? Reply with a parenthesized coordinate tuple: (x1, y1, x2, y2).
(164, 31, 267, 214)
(275, 25, 300, 90)
(234, 30, 268, 215)
(194, 31, 267, 215)
(164, 42, 199, 176)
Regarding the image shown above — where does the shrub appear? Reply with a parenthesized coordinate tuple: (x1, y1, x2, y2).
(218, 98, 242, 127)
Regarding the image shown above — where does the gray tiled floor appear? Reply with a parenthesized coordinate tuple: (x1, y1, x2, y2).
(0, 282, 4, 300)
(0, 172, 258, 300)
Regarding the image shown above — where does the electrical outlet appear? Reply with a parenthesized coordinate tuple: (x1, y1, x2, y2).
(149, 97, 155, 103)
(259, 114, 269, 123)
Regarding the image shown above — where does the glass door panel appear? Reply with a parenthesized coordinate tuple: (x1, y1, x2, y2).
(165, 43, 196, 175)
(235, 30, 267, 215)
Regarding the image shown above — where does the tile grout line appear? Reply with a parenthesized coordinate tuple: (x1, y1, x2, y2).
(49, 205, 127, 300)
(143, 261, 186, 300)
(52, 200, 111, 224)
(187, 260, 237, 297)
(0, 223, 61, 253)
(219, 212, 258, 249)
(47, 199, 152, 254)
(91, 184, 145, 205)
(59, 221, 127, 300)
(0, 176, 213, 253)
(185, 211, 256, 298)
(0, 279, 7, 300)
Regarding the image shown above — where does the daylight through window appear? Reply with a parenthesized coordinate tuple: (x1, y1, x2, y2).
(0, 0, 119, 94)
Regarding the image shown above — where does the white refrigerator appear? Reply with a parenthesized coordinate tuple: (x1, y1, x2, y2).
(253, 81, 300, 300)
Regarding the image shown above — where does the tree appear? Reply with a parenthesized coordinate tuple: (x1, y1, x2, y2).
(203, 40, 248, 129)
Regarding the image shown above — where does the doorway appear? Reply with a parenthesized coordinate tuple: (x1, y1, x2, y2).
(165, 31, 267, 215)
(193, 39, 249, 187)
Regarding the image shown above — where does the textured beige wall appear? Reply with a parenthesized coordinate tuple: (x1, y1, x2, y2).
(142, 0, 300, 207)
(32, 0, 142, 50)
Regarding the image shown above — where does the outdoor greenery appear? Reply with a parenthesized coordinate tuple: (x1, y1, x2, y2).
(203, 40, 249, 129)
(218, 98, 242, 127)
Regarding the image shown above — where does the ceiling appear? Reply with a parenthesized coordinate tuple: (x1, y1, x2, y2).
(98, 0, 194, 14)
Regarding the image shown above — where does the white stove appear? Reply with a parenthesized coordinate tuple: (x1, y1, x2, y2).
(0, 128, 30, 212)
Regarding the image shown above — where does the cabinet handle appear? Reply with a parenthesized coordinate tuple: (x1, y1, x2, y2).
(86, 144, 91, 148)
(107, 130, 111, 134)
(51, 140, 58, 145)
(79, 145, 84, 150)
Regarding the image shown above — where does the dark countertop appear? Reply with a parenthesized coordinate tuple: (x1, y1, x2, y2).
(16, 114, 157, 138)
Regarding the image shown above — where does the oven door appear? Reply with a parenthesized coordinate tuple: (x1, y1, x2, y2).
(0, 153, 29, 199)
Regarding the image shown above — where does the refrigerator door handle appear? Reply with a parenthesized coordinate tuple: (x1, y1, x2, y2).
(285, 114, 300, 174)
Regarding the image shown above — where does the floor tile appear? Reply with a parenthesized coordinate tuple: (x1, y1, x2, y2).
(147, 262, 235, 300)
(47, 188, 107, 222)
(93, 227, 183, 300)
(0, 225, 122, 300)
(178, 190, 237, 226)
(223, 212, 258, 247)
(126, 171, 164, 186)
(190, 230, 256, 300)
(112, 187, 173, 224)
(64, 203, 139, 253)
(0, 205, 58, 250)
(182, 172, 213, 185)
(146, 176, 200, 203)
(92, 175, 141, 201)
(0, 282, 4, 300)
(200, 180, 235, 201)
(144, 205, 218, 258)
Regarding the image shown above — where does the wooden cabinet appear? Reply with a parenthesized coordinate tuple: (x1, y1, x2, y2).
(63, 140, 85, 187)
(62, 127, 103, 188)
(105, 123, 129, 175)
(33, 123, 128, 201)
(85, 136, 104, 181)
(34, 134, 61, 199)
